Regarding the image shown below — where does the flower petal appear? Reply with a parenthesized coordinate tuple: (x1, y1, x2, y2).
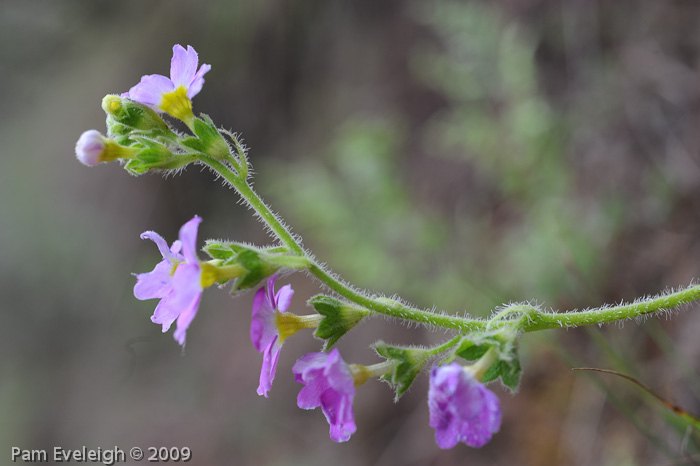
(323, 390, 356, 442)
(324, 349, 355, 394)
(169, 263, 203, 345)
(150, 292, 181, 333)
(256, 336, 282, 398)
(250, 287, 276, 352)
(297, 377, 327, 410)
(186, 63, 211, 99)
(179, 215, 202, 265)
(173, 292, 202, 346)
(141, 231, 182, 263)
(292, 352, 328, 383)
(170, 45, 198, 89)
(133, 260, 173, 300)
(128, 74, 174, 107)
(265, 275, 277, 304)
(275, 284, 294, 313)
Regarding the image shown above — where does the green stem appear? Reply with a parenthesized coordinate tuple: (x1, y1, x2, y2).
(201, 156, 303, 256)
(200, 157, 487, 331)
(426, 334, 464, 357)
(522, 284, 700, 332)
(200, 155, 700, 335)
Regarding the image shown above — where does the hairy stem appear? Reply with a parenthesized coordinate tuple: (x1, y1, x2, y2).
(200, 156, 487, 331)
(522, 284, 700, 332)
(200, 155, 700, 335)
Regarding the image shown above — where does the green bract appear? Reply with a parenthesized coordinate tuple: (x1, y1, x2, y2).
(203, 241, 309, 292)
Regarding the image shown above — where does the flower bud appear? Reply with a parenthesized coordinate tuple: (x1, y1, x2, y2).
(75, 130, 138, 166)
(102, 95, 171, 136)
(122, 139, 196, 175)
(75, 130, 106, 166)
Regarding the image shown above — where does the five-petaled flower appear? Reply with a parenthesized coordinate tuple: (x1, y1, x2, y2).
(250, 275, 295, 398)
(134, 215, 206, 346)
(293, 349, 357, 442)
(126, 44, 211, 128)
(428, 363, 502, 449)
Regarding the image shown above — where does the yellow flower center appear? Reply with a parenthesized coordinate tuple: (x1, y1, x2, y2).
(159, 85, 195, 127)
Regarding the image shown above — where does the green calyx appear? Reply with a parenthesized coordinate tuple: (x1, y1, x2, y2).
(373, 342, 431, 400)
(123, 138, 196, 175)
(309, 295, 369, 349)
(102, 95, 172, 136)
(455, 331, 522, 391)
(179, 115, 232, 160)
(201, 241, 307, 292)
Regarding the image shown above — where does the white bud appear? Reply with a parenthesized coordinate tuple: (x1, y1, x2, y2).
(75, 130, 107, 166)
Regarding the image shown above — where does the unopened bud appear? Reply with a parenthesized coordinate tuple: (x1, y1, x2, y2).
(75, 130, 137, 167)
(102, 95, 171, 136)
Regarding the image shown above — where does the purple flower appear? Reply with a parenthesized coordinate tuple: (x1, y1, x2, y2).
(250, 275, 294, 398)
(134, 216, 204, 346)
(126, 45, 211, 125)
(293, 349, 357, 442)
(428, 363, 501, 449)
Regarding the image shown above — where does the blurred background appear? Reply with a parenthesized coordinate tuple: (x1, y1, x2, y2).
(2, 0, 700, 464)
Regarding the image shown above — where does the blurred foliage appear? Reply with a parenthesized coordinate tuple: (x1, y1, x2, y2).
(267, 1, 622, 315)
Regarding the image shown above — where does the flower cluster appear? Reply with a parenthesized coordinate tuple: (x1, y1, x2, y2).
(80, 44, 511, 452)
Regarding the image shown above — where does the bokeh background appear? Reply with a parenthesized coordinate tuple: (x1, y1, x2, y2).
(2, 0, 700, 464)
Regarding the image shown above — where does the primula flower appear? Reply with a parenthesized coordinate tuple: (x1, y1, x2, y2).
(293, 349, 357, 442)
(126, 44, 211, 127)
(428, 363, 502, 449)
(134, 215, 205, 346)
(250, 275, 294, 398)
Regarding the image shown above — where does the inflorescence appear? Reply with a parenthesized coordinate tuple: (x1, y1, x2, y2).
(75, 44, 700, 449)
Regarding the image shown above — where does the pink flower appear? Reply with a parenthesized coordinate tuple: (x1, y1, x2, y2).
(126, 45, 210, 126)
(250, 275, 295, 397)
(293, 349, 357, 442)
(134, 216, 204, 346)
(428, 363, 501, 449)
